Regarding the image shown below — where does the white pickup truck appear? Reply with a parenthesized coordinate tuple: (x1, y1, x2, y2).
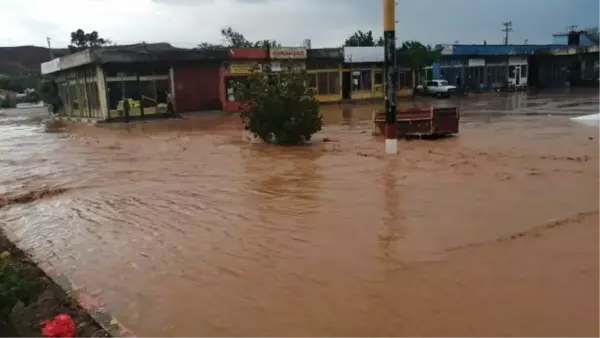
(414, 80, 457, 98)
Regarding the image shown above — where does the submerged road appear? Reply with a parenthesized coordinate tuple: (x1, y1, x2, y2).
(1, 90, 598, 336)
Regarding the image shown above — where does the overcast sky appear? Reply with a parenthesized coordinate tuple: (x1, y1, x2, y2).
(0, 0, 598, 48)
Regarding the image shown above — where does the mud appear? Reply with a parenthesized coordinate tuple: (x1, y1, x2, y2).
(0, 187, 70, 209)
(0, 90, 598, 336)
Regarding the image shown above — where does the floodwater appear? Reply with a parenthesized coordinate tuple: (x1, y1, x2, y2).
(1, 90, 598, 336)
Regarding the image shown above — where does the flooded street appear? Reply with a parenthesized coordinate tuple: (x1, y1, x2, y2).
(1, 90, 598, 336)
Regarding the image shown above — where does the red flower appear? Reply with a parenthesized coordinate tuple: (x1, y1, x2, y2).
(41, 314, 77, 338)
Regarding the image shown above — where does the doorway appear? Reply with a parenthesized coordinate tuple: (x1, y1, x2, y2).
(509, 65, 522, 87)
(342, 71, 351, 100)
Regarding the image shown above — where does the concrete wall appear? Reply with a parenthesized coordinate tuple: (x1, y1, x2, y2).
(173, 64, 222, 113)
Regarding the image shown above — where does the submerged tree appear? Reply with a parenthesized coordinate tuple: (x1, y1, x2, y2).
(234, 66, 322, 145)
(68, 29, 111, 53)
(343, 30, 385, 47)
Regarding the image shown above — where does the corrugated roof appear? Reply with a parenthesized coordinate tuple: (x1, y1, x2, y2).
(440, 44, 566, 56)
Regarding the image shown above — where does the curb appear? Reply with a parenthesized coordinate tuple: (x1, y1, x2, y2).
(3, 228, 136, 337)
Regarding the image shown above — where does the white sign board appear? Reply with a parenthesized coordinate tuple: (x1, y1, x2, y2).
(343, 47, 384, 63)
(41, 58, 61, 75)
(509, 56, 527, 65)
(468, 58, 485, 67)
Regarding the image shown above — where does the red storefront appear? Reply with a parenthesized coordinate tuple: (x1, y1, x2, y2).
(220, 48, 268, 112)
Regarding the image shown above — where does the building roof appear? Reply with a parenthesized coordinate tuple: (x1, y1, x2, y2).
(553, 30, 599, 44)
(41, 43, 230, 75)
(437, 44, 568, 56)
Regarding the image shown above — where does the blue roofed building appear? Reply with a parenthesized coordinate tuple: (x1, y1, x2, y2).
(430, 31, 598, 90)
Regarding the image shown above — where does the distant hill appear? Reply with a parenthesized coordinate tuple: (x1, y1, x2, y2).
(0, 46, 68, 76)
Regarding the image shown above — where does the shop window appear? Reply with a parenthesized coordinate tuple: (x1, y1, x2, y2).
(352, 70, 372, 91)
(374, 71, 383, 85)
(307, 73, 317, 94)
(317, 73, 328, 95)
(225, 76, 248, 102)
(521, 65, 527, 77)
(327, 72, 340, 95)
(374, 70, 384, 93)
(509, 66, 516, 78)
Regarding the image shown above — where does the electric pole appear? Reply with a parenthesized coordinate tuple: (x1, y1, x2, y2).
(383, 0, 397, 154)
(502, 21, 513, 45)
(46, 37, 54, 59)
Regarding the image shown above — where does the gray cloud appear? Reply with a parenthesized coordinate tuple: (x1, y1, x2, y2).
(0, 0, 597, 48)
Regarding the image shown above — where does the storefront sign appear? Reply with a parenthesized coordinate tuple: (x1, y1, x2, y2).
(343, 47, 384, 63)
(41, 58, 61, 75)
(468, 58, 485, 67)
(228, 63, 256, 74)
(270, 48, 307, 59)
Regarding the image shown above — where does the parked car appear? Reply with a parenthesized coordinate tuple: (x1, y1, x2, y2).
(414, 80, 457, 98)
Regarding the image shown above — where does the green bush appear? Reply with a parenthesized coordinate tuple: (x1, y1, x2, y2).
(234, 66, 322, 145)
(0, 253, 40, 325)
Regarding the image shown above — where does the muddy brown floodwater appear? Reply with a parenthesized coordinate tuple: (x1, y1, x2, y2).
(1, 90, 598, 336)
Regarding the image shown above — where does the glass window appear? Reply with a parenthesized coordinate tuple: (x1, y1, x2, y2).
(351, 70, 372, 91)
(521, 65, 527, 77)
(307, 73, 317, 88)
(374, 71, 383, 85)
(509, 65, 516, 78)
(426, 81, 436, 87)
(327, 72, 340, 94)
(317, 73, 328, 95)
(360, 70, 371, 90)
(225, 76, 247, 102)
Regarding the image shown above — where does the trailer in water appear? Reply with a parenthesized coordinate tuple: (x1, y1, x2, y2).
(373, 106, 460, 137)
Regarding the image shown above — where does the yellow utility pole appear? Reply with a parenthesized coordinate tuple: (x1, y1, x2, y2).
(383, 0, 397, 154)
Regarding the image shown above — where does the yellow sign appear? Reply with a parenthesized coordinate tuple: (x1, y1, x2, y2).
(229, 64, 255, 74)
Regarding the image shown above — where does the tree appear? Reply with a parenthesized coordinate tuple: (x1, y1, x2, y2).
(234, 66, 322, 145)
(68, 29, 111, 53)
(253, 39, 281, 49)
(398, 41, 442, 74)
(220, 26, 253, 48)
(343, 30, 385, 47)
(37, 79, 62, 114)
(0, 75, 39, 93)
(197, 26, 280, 50)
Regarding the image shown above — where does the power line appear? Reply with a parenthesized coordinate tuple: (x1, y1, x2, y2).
(502, 21, 513, 45)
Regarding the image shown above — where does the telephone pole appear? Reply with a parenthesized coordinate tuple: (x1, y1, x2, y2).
(502, 21, 513, 45)
(383, 0, 397, 154)
(46, 37, 54, 59)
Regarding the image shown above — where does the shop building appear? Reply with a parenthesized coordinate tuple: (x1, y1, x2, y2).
(41, 43, 229, 121)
